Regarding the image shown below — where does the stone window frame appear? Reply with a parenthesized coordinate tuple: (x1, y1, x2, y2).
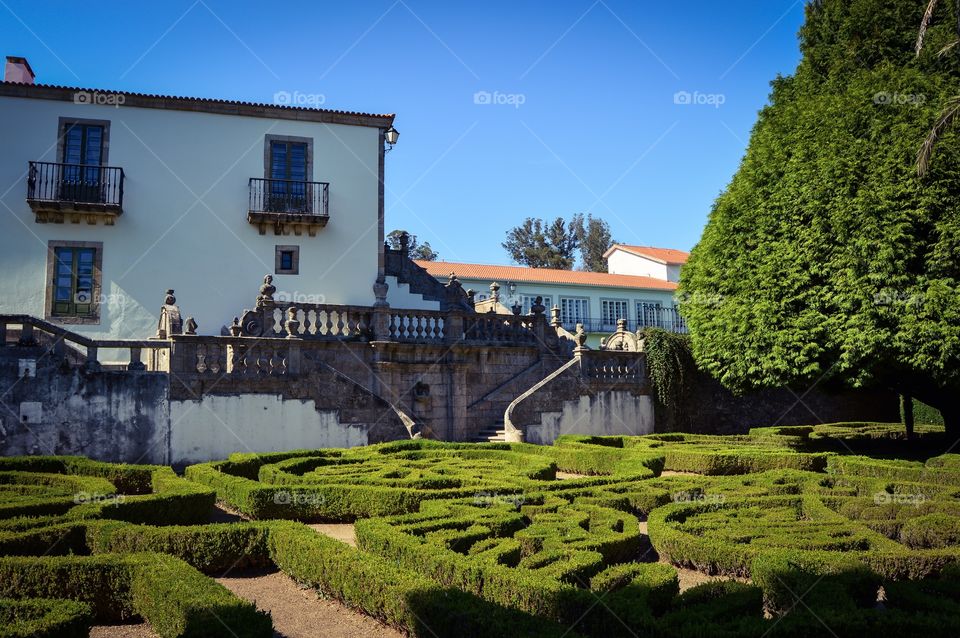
(57, 117, 111, 165)
(44, 240, 104, 325)
(600, 297, 629, 330)
(263, 134, 313, 181)
(274, 245, 300, 275)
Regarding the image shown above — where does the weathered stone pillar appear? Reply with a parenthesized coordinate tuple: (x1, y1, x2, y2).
(444, 310, 464, 344)
(371, 277, 391, 341)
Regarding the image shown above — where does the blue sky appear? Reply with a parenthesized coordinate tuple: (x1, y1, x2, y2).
(1, 0, 806, 265)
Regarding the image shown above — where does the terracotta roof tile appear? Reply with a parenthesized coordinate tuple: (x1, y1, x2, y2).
(415, 260, 677, 291)
(0, 81, 395, 125)
(604, 244, 689, 264)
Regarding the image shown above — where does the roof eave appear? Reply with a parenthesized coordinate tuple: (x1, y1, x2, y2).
(0, 82, 395, 128)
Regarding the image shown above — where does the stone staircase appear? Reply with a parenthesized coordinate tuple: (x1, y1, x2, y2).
(471, 425, 508, 443)
(384, 247, 473, 311)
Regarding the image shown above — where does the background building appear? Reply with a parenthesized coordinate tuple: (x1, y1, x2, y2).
(416, 243, 689, 346)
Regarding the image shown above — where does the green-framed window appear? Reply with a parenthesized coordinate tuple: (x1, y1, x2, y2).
(52, 246, 97, 317)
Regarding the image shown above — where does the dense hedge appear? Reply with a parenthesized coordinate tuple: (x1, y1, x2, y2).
(0, 553, 270, 637)
(2, 423, 959, 636)
(0, 598, 92, 638)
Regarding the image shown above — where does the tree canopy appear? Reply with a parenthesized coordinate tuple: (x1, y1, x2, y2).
(502, 217, 580, 269)
(503, 214, 614, 271)
(679, 0, 960, 430)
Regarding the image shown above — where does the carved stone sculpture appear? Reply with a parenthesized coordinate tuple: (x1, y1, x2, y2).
(530, 296, 546, 316)
(156, 289, 183, 338)
(256, 275, 276, 309)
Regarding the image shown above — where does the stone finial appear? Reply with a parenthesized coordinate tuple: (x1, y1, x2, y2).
(184, 317, 198, 336)
(285, 307, 301, 338)
(530, 296, 546, 316)
(550, 305, 561, 328)
(512, 303, 522, 316)
(399, 231, 410, 255)
(490, 282, 500, 304)
(373, 276, 389, 308)
(256, 274, 276, 308)
(574, 323, 589, 351)
(229, 317, 242, 337)
(164, 289, 176, 305)
(616, 318, 627, 333)
(465, 289, 476, 308)
(447, 272, 463, 292)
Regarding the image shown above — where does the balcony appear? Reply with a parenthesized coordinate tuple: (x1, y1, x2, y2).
(561, 314, 688, 335)
(27, 161, 124, 225)
(248, 177, 329, 236)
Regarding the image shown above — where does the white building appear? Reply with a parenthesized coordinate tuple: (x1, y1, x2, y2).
(604, 244, 688, 283)
(417, 243, 690, 346)
(0, 56, 397, 339)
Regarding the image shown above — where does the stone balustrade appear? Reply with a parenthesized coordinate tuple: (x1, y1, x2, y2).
(578, 349, 646, 385)
(0, 314, 169, 372)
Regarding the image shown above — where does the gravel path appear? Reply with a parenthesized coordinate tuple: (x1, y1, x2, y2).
(217, 570, 404, 638)
(308, 523, 357, 547)
(556, 471, 589, 480)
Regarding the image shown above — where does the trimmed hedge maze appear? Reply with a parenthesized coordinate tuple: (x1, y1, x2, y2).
(1, 422, 959, 636)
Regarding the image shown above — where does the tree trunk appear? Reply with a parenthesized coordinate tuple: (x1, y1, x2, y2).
(939, 398, 960, 437)
(901, 393, 914, 440)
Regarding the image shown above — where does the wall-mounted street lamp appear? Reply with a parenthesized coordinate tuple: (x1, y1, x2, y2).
(384, 126, 399, 152)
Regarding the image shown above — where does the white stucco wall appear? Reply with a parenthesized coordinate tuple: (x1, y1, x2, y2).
(525, 391, 654, 445)
(0, 95, 383, 339)
(607, 250, 670, 280)
(384, 275, 439, 310)
(169, 394, 369, 465)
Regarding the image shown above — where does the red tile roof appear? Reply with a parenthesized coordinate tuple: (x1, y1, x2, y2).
(415, 260, 677, 291)
(0, 81, 395, 126)
(603, 244, 689, 264)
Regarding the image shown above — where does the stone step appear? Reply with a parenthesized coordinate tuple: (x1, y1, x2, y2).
(471, 426, 508, 443)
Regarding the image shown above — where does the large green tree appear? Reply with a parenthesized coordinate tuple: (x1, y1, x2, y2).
(576, 214, 615, 272)
(502, 217, 580, 269)
(680, 0, 960, 432)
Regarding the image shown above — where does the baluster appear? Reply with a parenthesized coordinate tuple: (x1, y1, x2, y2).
(302, 308, 313, 336)
(335, 311, 345, 336)
(196, 344, 207, 373)
(127, 347, 145, 371)
(209, 344, 222, 374)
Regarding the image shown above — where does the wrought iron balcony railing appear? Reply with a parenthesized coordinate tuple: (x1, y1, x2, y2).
(560, 313, 688, 335)
(27, 161, 124, 208)
(248, 178, 328, 216)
